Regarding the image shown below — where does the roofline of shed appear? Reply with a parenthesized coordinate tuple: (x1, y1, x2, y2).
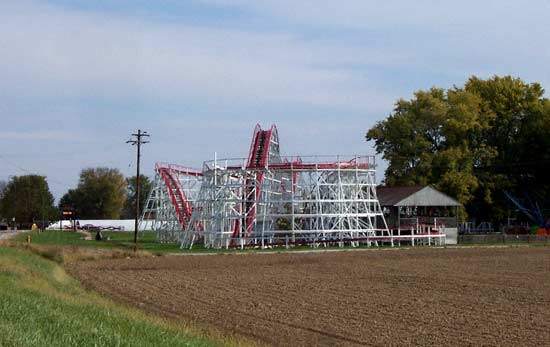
(392, 185, 462, 207)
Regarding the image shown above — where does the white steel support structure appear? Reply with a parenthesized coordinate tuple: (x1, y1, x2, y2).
(139, 124, 393, 249)
(182, 154, 390, 249)
(140, 163, 202, 242)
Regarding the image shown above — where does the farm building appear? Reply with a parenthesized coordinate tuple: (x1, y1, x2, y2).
(377, 185, 461, 245)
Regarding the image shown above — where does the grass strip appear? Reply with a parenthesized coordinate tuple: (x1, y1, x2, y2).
(0, 246, 220, 347)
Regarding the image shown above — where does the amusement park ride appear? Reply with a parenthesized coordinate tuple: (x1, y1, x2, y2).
(140, 124, 444, 249)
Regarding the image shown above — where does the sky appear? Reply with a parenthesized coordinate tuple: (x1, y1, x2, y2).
(1, 0, 550, 200)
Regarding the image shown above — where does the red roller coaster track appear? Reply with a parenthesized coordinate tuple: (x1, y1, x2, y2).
(156, 163, 202, 230)
(231, 124, 276, 239)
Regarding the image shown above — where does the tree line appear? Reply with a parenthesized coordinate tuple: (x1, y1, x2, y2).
(0, 168, 152, 226)
(367, 75, 550, 225)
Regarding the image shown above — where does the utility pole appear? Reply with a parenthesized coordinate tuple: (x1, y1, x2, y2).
(127, 130, 149, 248)
(9, 175, 16, 231)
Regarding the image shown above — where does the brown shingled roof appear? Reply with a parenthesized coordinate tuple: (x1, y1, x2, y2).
(376, 186, 425, 206)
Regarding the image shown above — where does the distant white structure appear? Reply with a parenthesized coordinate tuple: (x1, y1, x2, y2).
(47, 219, 146, 232)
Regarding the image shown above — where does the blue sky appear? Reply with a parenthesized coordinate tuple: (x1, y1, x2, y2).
(1, 0, 550, 200)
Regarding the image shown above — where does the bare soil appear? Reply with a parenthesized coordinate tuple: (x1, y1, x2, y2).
(67, 247, 550, 347)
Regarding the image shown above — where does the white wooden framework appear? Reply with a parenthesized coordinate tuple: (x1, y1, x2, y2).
(139, 163, 202, 242)
(141, 124, 393, 249)
(182, 155, 391, 249)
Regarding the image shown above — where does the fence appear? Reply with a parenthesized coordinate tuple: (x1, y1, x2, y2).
(398, 217, 457, 229)
(459, 222, 494, 233)
(458, 233, 550, 245)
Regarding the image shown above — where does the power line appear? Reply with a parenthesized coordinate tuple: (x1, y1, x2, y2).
(0, 154, 35, 175)
(0, 155, 72, 191)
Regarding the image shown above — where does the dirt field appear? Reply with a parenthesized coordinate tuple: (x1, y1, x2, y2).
(68, 247, 550, 347)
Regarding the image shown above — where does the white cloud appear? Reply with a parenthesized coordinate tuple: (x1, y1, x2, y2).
(0, 130, 75, 141)
(200, 0, 550, 32)
(198, 0, 550, 89)
(0, 1, 399, 112)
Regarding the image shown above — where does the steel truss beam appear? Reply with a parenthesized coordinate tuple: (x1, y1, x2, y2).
(140, 124, 444, 249)
(182, 154, 391, 249)
(140, 163, 202, 242)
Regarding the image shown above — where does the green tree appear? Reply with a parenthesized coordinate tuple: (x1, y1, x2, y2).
(121, 175, 152, 219)
(0, 175, 57, 224)
(60, 167, 126, 219)
(367, 75, 550, 224)
(0, 180, 6, 201)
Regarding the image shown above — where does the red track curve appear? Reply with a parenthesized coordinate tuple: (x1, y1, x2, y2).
(156, 163, 202, 230)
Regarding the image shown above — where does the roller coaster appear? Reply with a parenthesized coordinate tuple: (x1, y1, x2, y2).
(140, 124, 392, 249)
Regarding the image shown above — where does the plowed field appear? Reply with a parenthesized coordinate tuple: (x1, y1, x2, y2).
(68, 247, 550, 346)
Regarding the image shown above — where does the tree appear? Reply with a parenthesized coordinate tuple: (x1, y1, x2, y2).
(60, 167, 126, 219)
(366, 75, 550, 224)
(464, 77, 550, 221)
(121, 175, 152, 219)
(0, 180, 6, 201)
(0, 175, 57, 224)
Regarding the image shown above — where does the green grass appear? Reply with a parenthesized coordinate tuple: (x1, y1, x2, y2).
(13, 230, 182, 254)
(14, 230, 547, 257)
(13, 230, 371, 255)
(0, 246, 221, 347)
